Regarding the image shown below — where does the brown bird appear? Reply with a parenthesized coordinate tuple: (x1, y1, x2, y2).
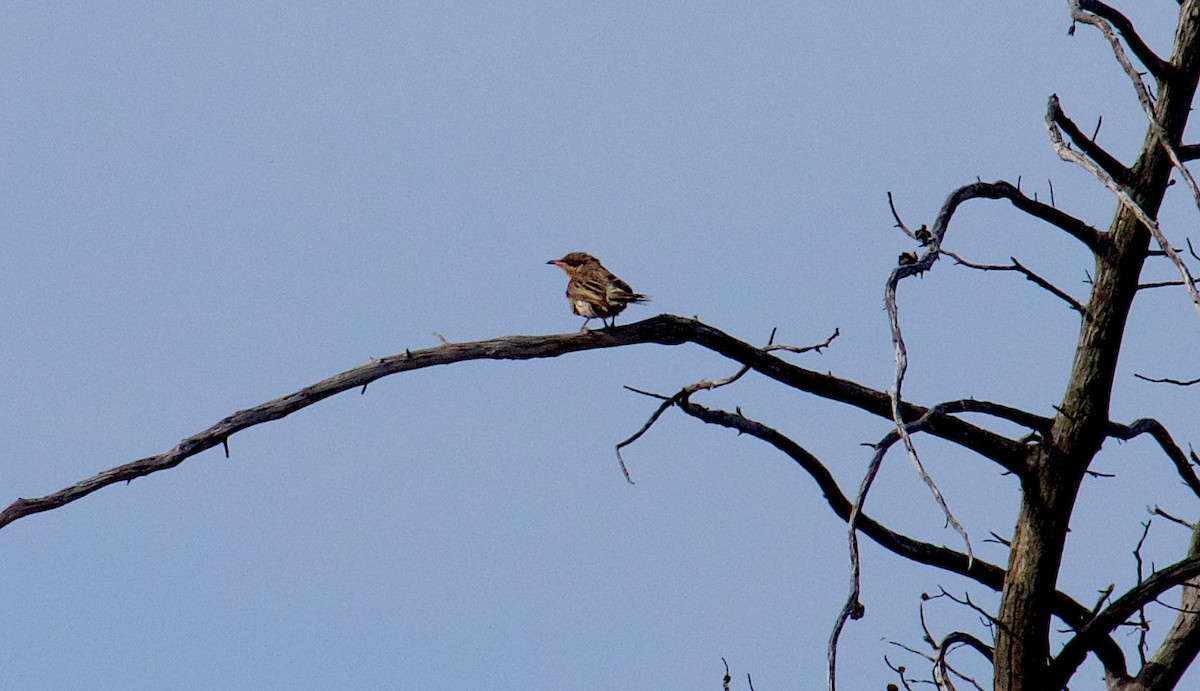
(547, 252, 650, 331)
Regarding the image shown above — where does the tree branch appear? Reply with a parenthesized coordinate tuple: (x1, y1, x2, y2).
(901, 180, 1105, 254)
(1048, 94, 1134, 187)
(1133, 373, 1200, 386)
(1070, 1, 1200, 216)
(1046, 94, 1200, 316)
(942, 250, 1087, 314)
(1125, 521, 1200, 690)
(1049, 552, 1200, 688)
(670, 397, 1128, 679)
(937, 631, 994, 691)
(1105, 417, 1200, 499)
(1180, 144, 1200, 162)
(0, 315, 1026, 531)
(1075, 0, 1172, 80)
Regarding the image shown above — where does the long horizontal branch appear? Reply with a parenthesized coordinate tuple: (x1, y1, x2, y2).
(672, 397, 1129, 679)
(0, 315, 1026, 531)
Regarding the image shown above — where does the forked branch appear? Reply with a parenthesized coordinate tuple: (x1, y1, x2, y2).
(1, 316, 1025, 531)
(670, 398, 1128, 680)
(1048, 95, 1133, 186)
(1048, 552, 1200, 688)
(1046, 94, 1200, 315)
(1074, 0, 1171, 80)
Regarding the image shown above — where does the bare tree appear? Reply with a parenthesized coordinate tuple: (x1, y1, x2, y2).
(3, 2, 1199, 690)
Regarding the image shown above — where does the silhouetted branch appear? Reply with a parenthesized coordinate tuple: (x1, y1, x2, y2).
(1051, 519, 1200, 689)
(1047, 94, 1133, 186)
(1134, 373, 1200, 386)
(943, 250, 1086, 314)
(1127, 521, 1200, 689)
(0, 315, 1026, 531)
(1106, 417, 1200, 499)
(936, 632, 993, 691)
(1181, 144, 1200, 162)
(886, 259, 974, 569)
(1151, 506, 1196, 530)
(827, 393, 1051, 687)
(1070, 1, 1200, 214)
(889, 182, 1105, 253)
(617, 328, 838, 483)
(1049, 553, 1200, 687)
(1137, 277, 1200, 291)
(670, 397, 1128, 678)
(1047, 94, 1200, 315)
(1075, 0, 1171, 79)
(884, 655, 917, 691)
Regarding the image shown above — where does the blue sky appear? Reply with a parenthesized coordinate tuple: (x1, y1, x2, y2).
(2, 3, 1197, 689)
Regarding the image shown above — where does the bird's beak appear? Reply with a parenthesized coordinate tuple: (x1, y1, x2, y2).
(547, 259, 563, 267)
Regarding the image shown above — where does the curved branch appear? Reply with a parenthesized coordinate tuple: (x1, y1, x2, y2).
(885, 261, 975, 567)
(1106, 417, 1200, 498)
(928, 180, 1106, 254)
(0, 315, 1026, 531)
(937, 632, 994, 688)
(670, 397, 1128, 679)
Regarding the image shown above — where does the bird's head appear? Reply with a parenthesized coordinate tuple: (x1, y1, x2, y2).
(547, 252, 598, 273)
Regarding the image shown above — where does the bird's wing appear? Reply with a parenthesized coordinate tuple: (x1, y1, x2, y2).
(569, 276, 611, 309)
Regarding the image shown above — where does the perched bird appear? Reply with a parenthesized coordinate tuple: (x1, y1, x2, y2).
(547, 252, 650, 331)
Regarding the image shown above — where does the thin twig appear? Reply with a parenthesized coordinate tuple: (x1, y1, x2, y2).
(1150, 505, 1196, 530)
(886, 268, 974, 562)
(943, 249, 1086, 313)
(1134, 373, 1200, 386)
(1133, 519, 1154, 666)
(888, 191, 915, 238)
(616, 327, 836, 482)
(884, 655, 917, 691)
(765, 328, 840, 355)
(1137, 278, 1200, 291)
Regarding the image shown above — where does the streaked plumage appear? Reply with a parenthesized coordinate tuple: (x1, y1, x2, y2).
(547, 252, 650, 330)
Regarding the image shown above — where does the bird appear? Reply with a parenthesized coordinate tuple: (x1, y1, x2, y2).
(547, 252, 650, 331)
